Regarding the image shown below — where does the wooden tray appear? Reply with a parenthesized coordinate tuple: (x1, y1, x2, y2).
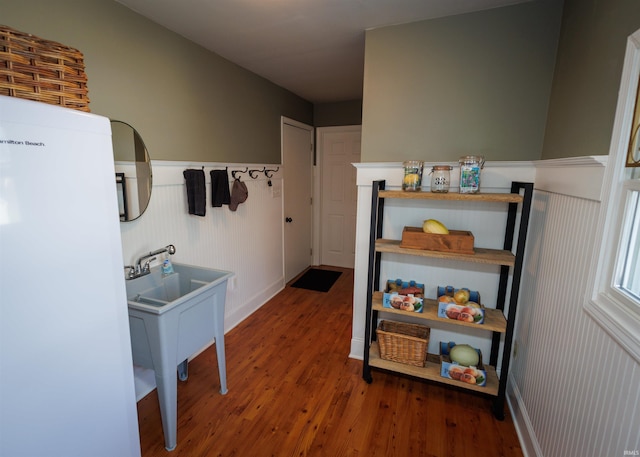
(399, 226, 474, 255)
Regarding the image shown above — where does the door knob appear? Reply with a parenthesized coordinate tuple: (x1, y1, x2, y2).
(285, 217, 293, 223)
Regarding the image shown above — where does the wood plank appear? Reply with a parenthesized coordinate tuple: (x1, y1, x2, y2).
(372, 292, 507, 333)
(136, 267, 523, 457)
(376, 238, 516, 266)
(368, 342, 500, 396)
(379, 189, 524, 203)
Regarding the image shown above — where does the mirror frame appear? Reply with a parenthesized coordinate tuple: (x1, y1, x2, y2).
(111, 120, 152, 221)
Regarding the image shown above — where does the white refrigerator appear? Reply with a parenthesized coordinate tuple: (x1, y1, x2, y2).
(0, 96, 141, 457)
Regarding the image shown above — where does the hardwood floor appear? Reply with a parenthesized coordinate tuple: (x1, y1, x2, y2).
(137, 267, 523, 457)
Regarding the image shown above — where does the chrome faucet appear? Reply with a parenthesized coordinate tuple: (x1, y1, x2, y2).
(125, 244, 176, 279)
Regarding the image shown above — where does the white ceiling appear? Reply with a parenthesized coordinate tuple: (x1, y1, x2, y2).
(116, 0, 529, 104)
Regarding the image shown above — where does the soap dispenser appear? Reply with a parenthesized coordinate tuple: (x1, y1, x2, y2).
(161, 254, 174, 276)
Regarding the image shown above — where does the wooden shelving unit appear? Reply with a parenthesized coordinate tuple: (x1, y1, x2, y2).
(362, 181, 533, 420)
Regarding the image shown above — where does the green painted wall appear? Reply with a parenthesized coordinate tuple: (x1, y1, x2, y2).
(361, 0, 564, 162)
(2, 0, 313, 163)
(360, 0, 640, 162)
(314, 100, 362, 127)
(7, 0, 635, 163)
(541, 0, 640, 159)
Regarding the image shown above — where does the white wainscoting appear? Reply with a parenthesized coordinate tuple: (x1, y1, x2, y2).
(121, 161, 286, 332)
(120, 161, 285, 399)
(509, 157, 640, 457)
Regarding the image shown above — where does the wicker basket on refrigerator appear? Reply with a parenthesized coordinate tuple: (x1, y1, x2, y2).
(0, 25, 90, 112)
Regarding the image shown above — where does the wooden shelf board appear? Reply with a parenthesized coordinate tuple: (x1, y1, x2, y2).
(368, 342, 499, 396)
(372, 292, 507, 333)
(375, 239, 515, 266)
(378, 189, 523, 203)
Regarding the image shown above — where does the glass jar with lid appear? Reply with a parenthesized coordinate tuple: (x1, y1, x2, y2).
(458, 155, 485, 193)
(429, 165, 452, 193)
(402, 160, 424, 191)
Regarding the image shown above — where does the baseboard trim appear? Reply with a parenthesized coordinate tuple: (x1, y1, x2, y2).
(507, 376, 544, 457)
(349, 337, 364, 361)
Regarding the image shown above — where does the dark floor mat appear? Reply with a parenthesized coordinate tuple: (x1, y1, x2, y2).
(291, 268, 342, 292)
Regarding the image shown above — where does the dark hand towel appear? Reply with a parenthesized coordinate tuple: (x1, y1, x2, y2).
(210, 169, 231, 207)
(183, 169, 206, 216)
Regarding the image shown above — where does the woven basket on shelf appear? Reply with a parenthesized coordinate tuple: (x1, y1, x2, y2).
(376, 320, 430, 367)
(0, 25, 90, 112)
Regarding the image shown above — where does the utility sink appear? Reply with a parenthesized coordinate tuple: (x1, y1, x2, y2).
(126, 262, 231, 313)
(126, 262, 233, 451)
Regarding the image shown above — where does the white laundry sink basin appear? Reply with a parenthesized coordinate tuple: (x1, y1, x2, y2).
(125, 262, 232, 451)
(126, 262, 231, 313)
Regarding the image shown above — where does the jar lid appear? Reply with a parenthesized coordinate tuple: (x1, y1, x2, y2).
(458, 155, 485, 167)
(459, 155, 484, 162)
(432, 165, 452, 170)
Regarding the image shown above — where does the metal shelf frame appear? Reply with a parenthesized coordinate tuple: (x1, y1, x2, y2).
(362, 180, 533, 420)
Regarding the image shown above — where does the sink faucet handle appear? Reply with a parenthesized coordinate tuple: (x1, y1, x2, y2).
(124, 265, 136, 279)
(143, 257, 157, 272)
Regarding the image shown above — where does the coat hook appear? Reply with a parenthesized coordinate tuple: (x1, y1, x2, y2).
(249, 167, 265, 179)
(231, 167, 248, 180)
(264, 167, 279, 179)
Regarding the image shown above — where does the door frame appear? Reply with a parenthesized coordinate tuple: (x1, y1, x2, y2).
(281, 116, 315, 281)
(313, 125, 362, 266)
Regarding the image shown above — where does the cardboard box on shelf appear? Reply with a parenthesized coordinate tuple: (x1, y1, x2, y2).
(439, 341, 487, 387)
(382, 293, 424, 313)
(385, 279, 425, 297)
(436, 286, 484, 324)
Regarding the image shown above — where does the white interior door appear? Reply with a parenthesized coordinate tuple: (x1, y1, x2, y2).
(319, 126, 361, 268)
(283, 118, 314, 282)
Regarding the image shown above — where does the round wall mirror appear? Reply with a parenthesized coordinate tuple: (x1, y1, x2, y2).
(111, 120, 152, 221)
